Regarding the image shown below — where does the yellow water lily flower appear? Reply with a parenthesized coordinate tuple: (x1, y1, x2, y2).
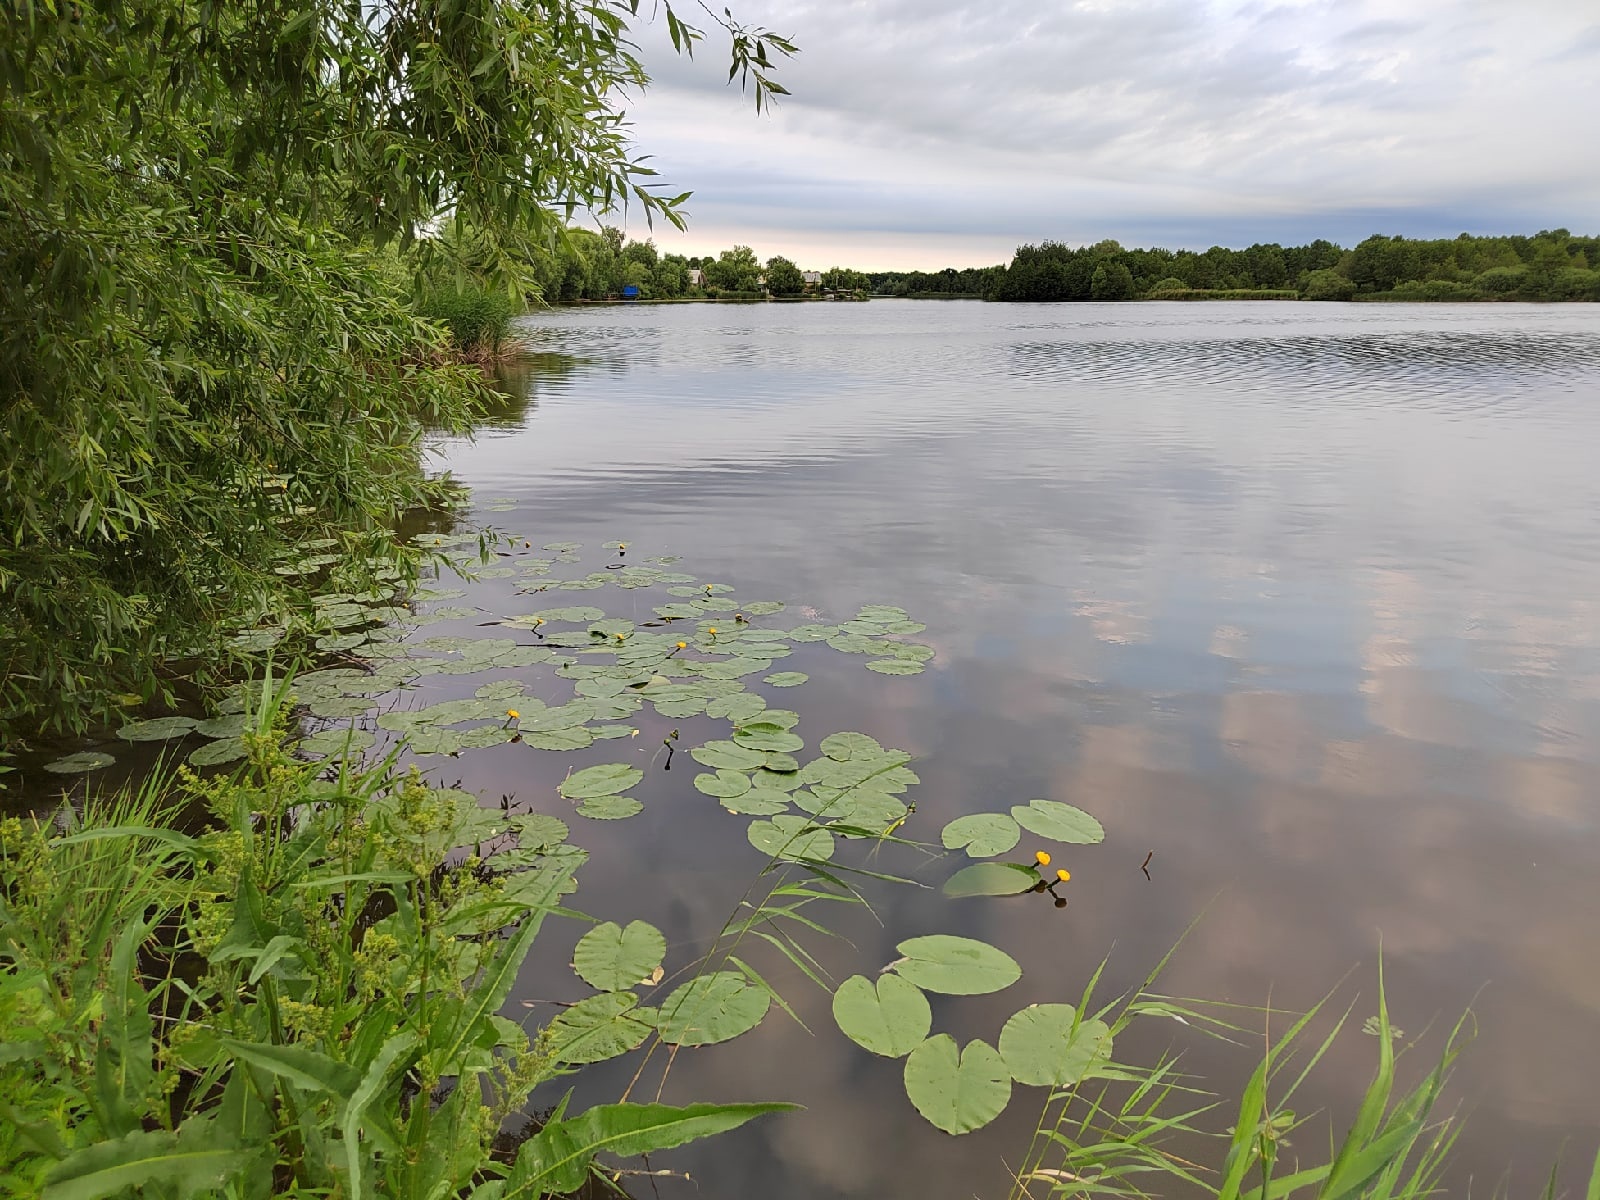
(1056, 868, 1070, 883)
(1034, 850, 1052, 867)
(676, 641, 687, 650)
(614, 632, 626, 642)
(506, 709, 520, 720)
(707, 626, 718, 635)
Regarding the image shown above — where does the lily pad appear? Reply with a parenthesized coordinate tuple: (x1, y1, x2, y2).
(865, 659, 924, 675)
(575, 794, 643, 820)
(940, 813, 1022, 859)
(731, 724, 804, 753)
(514, 814, 570, 852)
(747, 814, 834, 861)
(720, 790, 791, 816)
(903, 1036, 1012, 1135)
(997, 1006, 1113, 1087)
(656, 972, 771, 1046)
(820, 732, 882, 761)
(545, 991, 653, 1064)
(1009, 799, 1105, 845)
(832, 974, 932, 1059)
(189, 738, 249, 767)
(558, 763, 644, 800)
(43, 750, 117, 775)
(573, 921, 668, 992)
(690, 741, 768, 772)
(743, 601, 785, 616)
(694, 770, 751, 799)
(525, 727, 594, 751)
(194, 714, 251, 740)
(763, 671, 808, 687)
(889, 935, 1021, 996)
(942, 863, 1039, 898)
(117, 716, 198, 742)
(299, 728, 377, 758)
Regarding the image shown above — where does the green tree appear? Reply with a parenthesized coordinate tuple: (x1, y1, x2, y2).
(1302, 269, 1357, 301)
(705, 245, 763, 292)
(1090, 261, 1135, 300)
(765, 255, 806, 296)
(0, 0, 794, 736)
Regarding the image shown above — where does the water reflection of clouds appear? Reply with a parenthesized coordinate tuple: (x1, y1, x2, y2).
(433, 301, 1600, 1197)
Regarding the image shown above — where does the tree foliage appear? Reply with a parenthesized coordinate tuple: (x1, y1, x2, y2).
(764, 255, 806, 296)
(0, 0, 793, 737)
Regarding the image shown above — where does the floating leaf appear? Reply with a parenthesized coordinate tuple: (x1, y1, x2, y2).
(690, 741, 768, 772)
(693, 770, 751, 799)
(43, 750, 116, 775)
(761, 752, 799, 774)
(194, 715, 250, 740)
(865, 659, 923, 675)
(820, 732, 881, 761)
(732, 724, 804, 753)
(795, 788, 906, 828)
(940, 813, 1022, 859)
(903, 1035, 1012, 1135)
(189, 738, 248, 767)
(544, 991, 653, 1064)
(763, 671, 807, 687)
(832, 974, 931, 1058)
(747, 815, 834, 861)
(943, 863, 1039, 898)
(117, 716, 198, 742)
(514, 814, 569, 851)
(1009, 799, 1105, 845)
(573, 922, 668, 992)
(743, 601, 785, 616)
(656, 972, 771, 1046)
(315, 633, 368, 652)
(558, 763, 643, 800)
(525, 727, 594, 751)
(575, 794, 642, 820)
(720, 790, 790, 816)
(474, 679, 527, 700)
(997, 1006, 1113, 1087)
(889, 936, 1021, 996)
(299, 728, 377, 758)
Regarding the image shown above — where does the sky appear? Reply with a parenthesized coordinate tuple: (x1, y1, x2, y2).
(610, 0, 1600, 270)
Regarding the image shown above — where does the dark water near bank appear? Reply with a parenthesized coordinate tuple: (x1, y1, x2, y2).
(437, 301, 1600, 1197)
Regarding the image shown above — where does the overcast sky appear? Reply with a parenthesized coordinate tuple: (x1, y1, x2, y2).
(611, 0, 1600, 270)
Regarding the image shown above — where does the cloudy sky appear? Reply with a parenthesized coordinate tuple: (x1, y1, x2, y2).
(612, 0, 1600, 270)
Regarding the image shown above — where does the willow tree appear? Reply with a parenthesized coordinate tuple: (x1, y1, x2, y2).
(0, 0, 793, 737)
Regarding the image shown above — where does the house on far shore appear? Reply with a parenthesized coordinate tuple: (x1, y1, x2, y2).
(802, 270, 822, 289)
(688, 268, 706, 288)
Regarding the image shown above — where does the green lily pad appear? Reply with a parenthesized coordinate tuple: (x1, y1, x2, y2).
(314, 633, 368, 652)
(524, 727, 594, 751)
(656, 972, 771, 1046)
(189, 738, 249, 767)
(832, 974, 932, 1059)
(194, 714, 251, 740)
(903, 1036, 1012, 1134)
(889, 935, 1021, 996)
(1009, 799, 1105, 845)
(940, 813, 1022, 859)
(299, 728, 377, 758)
(820, 732, 882, 761)
(117, 716, 198, 742)
(43, 750, 116, 775)
(545, 991, 653, 1064)
(747, 814, 834, 861)
(998, 1006, 1113, 1087)
(743, 601, 785, 615)
(474, 679, 528, 700)
(573, 921, 668, 991)
(942, 863, 1039, 898)
(694, 770, 751, 799)
(514, 814, 570, 852)
(865, 659, 924, 675)
(720, 789, 791, 816)
(763, 671, 807, 687)
(690, 741, 768, 772)
(732, 724, 804, 753)
(575, 794, 643, 820)
(558, 763, 644, 800)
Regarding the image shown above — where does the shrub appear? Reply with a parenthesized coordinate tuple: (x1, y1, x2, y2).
(1146, 277, 1189, 294)
(1301, 269, 1357, 301)
(1387, 279, 1481, 300)
(419, 284, 519, 353)
(1475, 265, 1528, 295)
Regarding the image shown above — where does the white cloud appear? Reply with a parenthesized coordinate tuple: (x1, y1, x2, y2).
(605, 0, 1600, 268)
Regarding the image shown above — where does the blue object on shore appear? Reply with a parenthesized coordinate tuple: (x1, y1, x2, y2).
(622, 286, 640, 300)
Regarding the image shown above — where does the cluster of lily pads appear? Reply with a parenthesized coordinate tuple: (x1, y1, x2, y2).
(41, 527, 1113, 1141)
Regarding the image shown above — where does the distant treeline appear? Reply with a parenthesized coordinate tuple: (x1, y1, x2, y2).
(929, 231, 1599, 302)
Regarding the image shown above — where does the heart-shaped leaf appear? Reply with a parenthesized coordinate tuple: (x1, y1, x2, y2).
(997, 1005, 1114, 1087)
(832, 974, 931, 1058)
(656, 972, 771, 1046)
(546, 991, 653, 1064)
(1010, 799, 1104, 845)
(903, 1035, 1012, 1134)
(747, 815, 835, 861)
(559, 763, 643, 800)
(573, 922, 667, 992)
(940, 813, 1021, 859)
(942, 863, 1038, 898)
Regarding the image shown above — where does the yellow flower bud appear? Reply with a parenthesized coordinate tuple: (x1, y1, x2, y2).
(1056, 868, 1070, 883)
(506, 709, 520, 720)
(1034, 850, 1052, 867)
(708, 627, 718, 635)
(676, 641, 687, 650)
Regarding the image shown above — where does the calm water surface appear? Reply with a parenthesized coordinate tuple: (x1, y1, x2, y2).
(432, 301, 1600, 1197)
